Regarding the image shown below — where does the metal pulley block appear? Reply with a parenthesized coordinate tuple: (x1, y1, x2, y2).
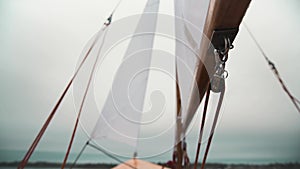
(211, 74, 225, 93)
(210, 29, 233, 93)
(210, 64, 227, 93)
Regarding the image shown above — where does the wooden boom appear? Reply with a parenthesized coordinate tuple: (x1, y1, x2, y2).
(183, 0, 252, 132)
(175, 1, 251, 169)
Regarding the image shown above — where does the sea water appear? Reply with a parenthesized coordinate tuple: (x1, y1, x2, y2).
(1, 149, 299, 167)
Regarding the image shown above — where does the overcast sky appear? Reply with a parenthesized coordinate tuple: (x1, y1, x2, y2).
(0, 0, 299, 164)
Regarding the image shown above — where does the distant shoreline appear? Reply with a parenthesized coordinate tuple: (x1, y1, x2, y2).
(1, 161, 300, 169)
(0, 161, 116, 168)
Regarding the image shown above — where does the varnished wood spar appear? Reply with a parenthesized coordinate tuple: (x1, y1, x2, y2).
(184, 0, 251, 132)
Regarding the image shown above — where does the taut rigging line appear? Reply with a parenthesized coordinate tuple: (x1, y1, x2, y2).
(244, 23, 300, 113)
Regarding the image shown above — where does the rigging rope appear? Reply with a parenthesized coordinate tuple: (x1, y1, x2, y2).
(244, 23, 300, 113)
(62, 0, 125, 167)
(17, 28, 102, 169)
(69, 140, 90, 169)
(19, 2, 121, 167)
(200, 90, 225, 169)
(112, 0, 123, 14)
(192, 79, 225, 169)
(61, 21, 110, 169)
(193, 84, 210, 169)
(194, 37, 230, 169)
(192, 85, 225, 169)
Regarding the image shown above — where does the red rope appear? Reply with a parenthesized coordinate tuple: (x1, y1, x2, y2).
(200, 89, 225, 169)
(244, 23, 300, 113)
(193, 84, 210, 169)
(18, 31, 101, 169)
(272, 67, 300, 112)
(69, 140, 90, 169)
(61, 27, 108, 169)
(18, 80, 72, 169)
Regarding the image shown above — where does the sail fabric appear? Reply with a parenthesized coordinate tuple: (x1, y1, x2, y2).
(174, 0, 211, 134)
(91, 0, 160, 147)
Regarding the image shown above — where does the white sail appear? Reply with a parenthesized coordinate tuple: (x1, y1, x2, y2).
(91, 0, 160, 147)
(174, 0, 211, 134)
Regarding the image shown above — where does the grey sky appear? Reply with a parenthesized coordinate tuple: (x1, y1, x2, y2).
(0, 0, 299, 163)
